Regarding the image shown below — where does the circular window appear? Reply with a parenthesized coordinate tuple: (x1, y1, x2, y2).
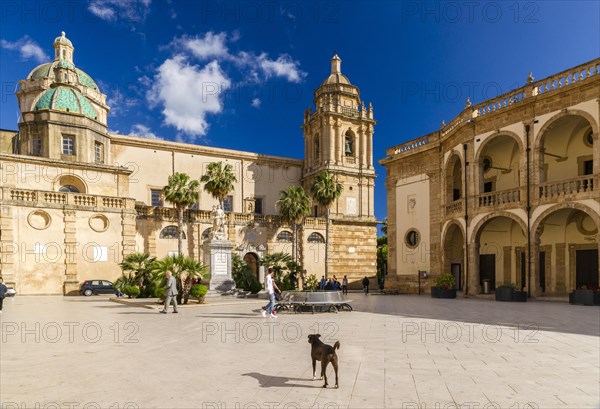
(482, 157, 492, 173)
(584, 130, 593, 147)
(89, 214, 110, 232)
(405, 229, 420, 248)
(28, 210, 51, 230)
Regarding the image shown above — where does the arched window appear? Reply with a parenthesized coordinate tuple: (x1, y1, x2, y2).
(345, 132, 354, 156)
(201, 228, 212, 240)
(276, 231, 293, 243)
(59, 185, 79, 193)
(307, 232, 325, 243)
(160, 225, 186, 239)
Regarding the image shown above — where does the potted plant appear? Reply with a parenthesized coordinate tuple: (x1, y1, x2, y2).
(431, 273, 457, 299)
(495, 284, 515, 302)
(513, 288, 528, 302)
(570, 285, 595, 306)
(190, 284, 208, 304)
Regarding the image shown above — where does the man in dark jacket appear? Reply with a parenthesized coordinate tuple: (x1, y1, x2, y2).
(362, 276, 370, 294)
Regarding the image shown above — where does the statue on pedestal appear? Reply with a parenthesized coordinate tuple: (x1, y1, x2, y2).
(211, 205, 226, 240)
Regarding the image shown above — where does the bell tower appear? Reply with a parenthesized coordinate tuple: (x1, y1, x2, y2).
(302, 54, 376, 219)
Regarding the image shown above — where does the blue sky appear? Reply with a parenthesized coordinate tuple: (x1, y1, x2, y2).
(1, 0, 599, 226)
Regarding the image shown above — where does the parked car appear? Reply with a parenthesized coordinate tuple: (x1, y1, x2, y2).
(80, 280, 119, 296)
(5, 288, 16, 296)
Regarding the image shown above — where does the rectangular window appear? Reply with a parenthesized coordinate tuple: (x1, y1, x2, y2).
(151, 189, 163, 207)
(254, 198, 263, 214)
(62, 135, 75, 155)
(583, 160, 593, 175)
(453, 189, 460, 201)
(94, 142, 104, 163)
(31, 136, 41, 156)
(483, 182, 493, 193)
(313, 205, 318, 217)
(223, 195, 233, 212)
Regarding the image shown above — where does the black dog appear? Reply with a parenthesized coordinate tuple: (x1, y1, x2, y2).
(308, 334, 340, 388)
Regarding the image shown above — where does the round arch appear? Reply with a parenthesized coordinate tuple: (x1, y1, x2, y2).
(471, 211, 527, 244)
(474, 130, 524, 164)
(54, 174, 88, 193)
(531, 202, 599, 238)
(534, 109, 599, 151)
(441, 219, 466, 245)
(243, 252, 260, 281)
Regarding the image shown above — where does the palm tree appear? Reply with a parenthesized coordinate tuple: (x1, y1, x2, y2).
(163, 172, 200, 256)
(200, 162, 237, 209)
(119, 252, 156, 295)
(276, 186, 312, 263)
(310, 170, 343, 279)
(152, 254, 207, 304)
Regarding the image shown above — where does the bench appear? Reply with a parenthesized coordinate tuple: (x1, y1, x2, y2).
(275, 291, 353, 314)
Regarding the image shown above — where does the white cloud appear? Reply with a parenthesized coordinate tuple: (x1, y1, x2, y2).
(257, 53, 304, 83)
(147, 55, 231, 140)
(251, 98, 261, 108)
(178, 32, 229, 60)
(129, 124, 161, 139)
(0, 37, 48, 63)
(88, 0, 152, 23)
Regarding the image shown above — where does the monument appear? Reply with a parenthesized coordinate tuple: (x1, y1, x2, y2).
(203, 205, 236, 292)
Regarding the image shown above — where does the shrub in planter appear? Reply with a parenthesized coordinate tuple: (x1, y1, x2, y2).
(431, 273, 457, 299)
(570, 288, 595, 306)
(123, 285, 141, 299)
(154, 285, 165, 301)
(190, 284, 208, 303)
(513, 290, 527, 302)
(495, 284, 515, 302)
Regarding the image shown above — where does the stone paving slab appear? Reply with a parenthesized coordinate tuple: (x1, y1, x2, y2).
(0, 294, 598, 409)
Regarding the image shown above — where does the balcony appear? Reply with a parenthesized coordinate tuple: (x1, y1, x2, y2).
(445, 199, 463, 216)
(539, 175, 594, 203)
(4, 187, 134, 210)
(478, 187, 521, 208)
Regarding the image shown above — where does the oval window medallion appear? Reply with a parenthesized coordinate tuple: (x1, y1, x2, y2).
(28, 210, 51, 230)
(89, 214, 109, 232)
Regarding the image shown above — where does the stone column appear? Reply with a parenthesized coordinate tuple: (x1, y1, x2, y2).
(366, 127, 373, 168)
(335, 121, 342, 164)
(358, 126, 366, 168)
(63, 209, 79, 295)
(555, 243, 566, 293)
(121, 208, 137, 259)
(503, 246, 512, 285)
(467, 243, 480, 295)
(0, 204, 16, 288)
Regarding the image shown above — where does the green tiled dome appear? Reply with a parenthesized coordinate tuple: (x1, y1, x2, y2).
(34, 86, 98, 120)
(27, 61, 99, 91)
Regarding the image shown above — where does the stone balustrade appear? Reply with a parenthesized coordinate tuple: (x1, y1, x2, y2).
(539, 176, 594, 201)
(445, 199, 463, 216)
(5, 187, 133, 209)
(478, 187, 521, 207)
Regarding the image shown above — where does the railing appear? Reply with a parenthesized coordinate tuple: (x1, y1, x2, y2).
(389, 132, 438, 155)
(539, 176, 594, 200)
(478, 188, 521, 207)
(534, 61, 600, 95)
(304, 217, 327, 227)
(445, 200, 463, 216)
(6, 188, 130, 209)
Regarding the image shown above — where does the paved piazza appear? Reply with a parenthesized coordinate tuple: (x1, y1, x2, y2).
(1, 294, 598, 409)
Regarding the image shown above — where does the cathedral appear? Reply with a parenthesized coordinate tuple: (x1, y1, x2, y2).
(381, 58, 599, 297)
(0, 33, 378, 295)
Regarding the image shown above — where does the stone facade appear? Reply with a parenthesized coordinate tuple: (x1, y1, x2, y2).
(381, 59, 600, 296)
(0, 34, 378, 295)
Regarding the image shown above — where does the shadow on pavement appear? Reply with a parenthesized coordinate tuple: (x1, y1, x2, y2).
(242, 372, 319, 388)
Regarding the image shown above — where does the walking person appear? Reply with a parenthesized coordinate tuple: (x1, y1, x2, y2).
(160, 270, 178, 314)
(261, 268, 280, 318)
(342, 275, 348, 295)
(362, 276, 370, 294)
(0, 277, 8, 312)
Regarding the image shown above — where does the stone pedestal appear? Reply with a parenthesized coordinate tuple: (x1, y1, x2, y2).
(203, 238, 236, 292)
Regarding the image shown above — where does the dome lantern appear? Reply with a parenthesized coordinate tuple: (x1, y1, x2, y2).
(53, 31, 74, 63)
